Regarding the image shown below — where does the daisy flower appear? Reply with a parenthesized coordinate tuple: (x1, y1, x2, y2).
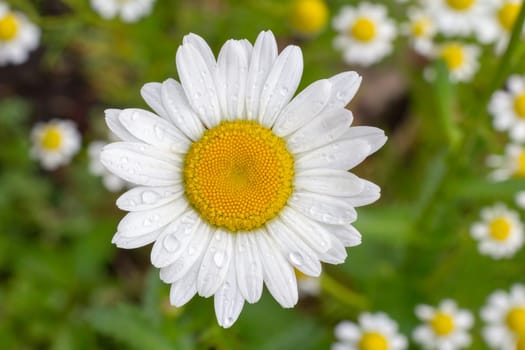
(88, 140, 127, 192)
(481, 0, 523, 52)
(0, 2, 40, 66)
(413, 299, 474, 350)
(435, 42, 480, 82)
(332, 2, 397, 66)
(100, 31, 386, 328)
(90, 0, 156, 22)
(470, 203, 524, 259)
(332, 312, 408, 350)
(481, 284, 525, 350)
(402, 8, 436, 56)
(487, 143, 525, 181)
(31, 119, 81, 171)
(489, 75, 525, 142)
(289, 0, 329, 37)
(422, 0, 492, 38)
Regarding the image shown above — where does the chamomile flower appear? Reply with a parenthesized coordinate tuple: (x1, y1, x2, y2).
(90, 0, 156, 22)
(481, 284, 525, 350)
(0, 2, 40, 66)
(470, 203, 524, 259)
(100, 31, 386, 328)
(482, 0, 523, 52)
(488, 75, 525, 142)
(332, 2, 397, 66)
(422, 0, 492, 38)
(402, 8, 436, 56)
(88, 141, 127, 192)
(31, 119, 81, 170)
(487, 143, 525, 181)
(332, 312, 408, 350)
(289, 0, 329, 37)
(435, 42, 480, 82)
(413, 299, 474, 350)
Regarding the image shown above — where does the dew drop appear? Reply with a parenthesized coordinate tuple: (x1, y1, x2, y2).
(154, 125, 165, 139)
(289, 252, 304, 266)
(280, 87, 289, 96)
(143, 218, 153, 226)
(142, 190, 160, 204)
(336, 91, 345, 101)
(164, 234, 180, 252)
(213, 251, 225, 268)
(120, 156, 128, 163)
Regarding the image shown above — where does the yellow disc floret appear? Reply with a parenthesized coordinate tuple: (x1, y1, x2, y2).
(446, 0, 475, 11)
(350, 17, 377, 42)
(515, 151, 525, 177)
(514, 92, 525, 118)
(430, 312, 455, 336)
(498, 2, 521, 32)
(358, 332, 388, 350)
(489, 217, 512, 241)
(440, 43, 465, 71)
(183, 121, 294, 232)
(289, 0, 329, 35)
(411, 18, 431, 38)
(40, 126, 63, 151)
(0, 13, 19, 41)
(506, 307, 525, 335)
(517, 336, 525, 350)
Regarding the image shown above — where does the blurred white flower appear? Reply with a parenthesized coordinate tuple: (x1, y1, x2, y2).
(470, 203, 524, 259)
(487, 143, 525, 181)
(91, 0, 156, 23)
(100, 31, 385, 328)
(401, 8, 436, 56)
(481, 284, 525, 350)
(489, 75, 525, 142)
(88, 140, 127, 192)
(433, 42, 480, 82)
(332, 2, 397, 66)
(515, 191, 525, 209)
(479, 0, 523, 53)
(31, 119, 81, 170)
(332, 312, 408, 350)
(0, 2, 40, 66)
(413, 299, 474, 350)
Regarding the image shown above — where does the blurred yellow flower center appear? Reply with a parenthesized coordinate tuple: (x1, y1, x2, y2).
(289, 0, 328, 35)
(430, 312, 455, 336)
(40, 126, 63, 150)
(516, 151, 525, 177)
(411, 18, 430, 37)
(489, 217, 512, 241)
(0, 13, 19, 41)
(506, 307, 525, 335)
(517, 336, 525, 350)
(358, 332, 388, 350)
(446, 0, 475, 11)
(498, 3, 521, 31)
(514, 93, 525, 118)
(350, 17, 376, 42)
(440, 44, 465, 70)
(183, 121, 294, 232)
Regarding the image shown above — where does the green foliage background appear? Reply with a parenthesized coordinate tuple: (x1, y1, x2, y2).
(1, 0, 525, 349)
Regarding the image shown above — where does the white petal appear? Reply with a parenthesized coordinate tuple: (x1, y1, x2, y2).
(325, 71, 362, 112)
(318, 233, 347, 264)
(169, 258, 200, 307)
(182, 33, 216, 69)
(255, 231, 298, 308)
(150, 211, 201, 268)
(197, 230, 233, 297)
(235, 233, 264, 303)
(161, 78, 205, 141)
(116, 185, 183, 211)
(117, 200, 188, 237)
(296, 139, 371, 171)
(111, 228, 163, 249)
(279, 207, 332, 254)
(266, 219, 322, 277)
(341, 180, 381, 207)
(287, 191, 357, 225)
(105, 109, 140, 142)
(214, 261, 245, 328)
(295, 169, 365, 197)
(258, 46, 303, 127)
(215, 40, 249, 120)
(287, 109, 354, 153)
(245, 30, 278, 120)
(272, 79, 332, 137)
(100, 142, 181, 186)
(176, 43, 221, 128)
(325, 224, 362, 247)
(160, 223, 213, 283)
(118, 109, 190, 153)
(341, 126, 387, 154)
(140, 82, 169, 119)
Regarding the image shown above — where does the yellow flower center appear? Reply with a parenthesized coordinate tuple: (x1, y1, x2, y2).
(411, 18, 431, 38)
(506, 307, 525, 335)
(289, 0, 328, 35)
(183, 121, 294, 232)
(350, 17, 376, 42)
(40, 126, 63, 151)
(515, 151, 525, 177)
(358, 332, 388, 350)
(517, 336, 525, 350)
(489, 217, 512, 241)
(440, 44, 465, 71)
(514, 92, 525, 118)
(446, 0, 475, 11)
(430, 312, 455, 336)
(0, 13, 19, 41)
(498, 2, 521, 32)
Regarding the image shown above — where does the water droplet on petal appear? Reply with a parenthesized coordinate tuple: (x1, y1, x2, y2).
(213, 251, 225, 268)
(154, 125, 165, 139)
(121, 156, 128, 163)
(163, 234, 180, 252)
(289, 252, 304, 266)
(143, 218, 153, 226)
(142, 190, 160, 204)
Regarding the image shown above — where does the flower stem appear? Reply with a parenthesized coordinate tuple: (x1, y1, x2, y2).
(321, 273, 369, 310)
